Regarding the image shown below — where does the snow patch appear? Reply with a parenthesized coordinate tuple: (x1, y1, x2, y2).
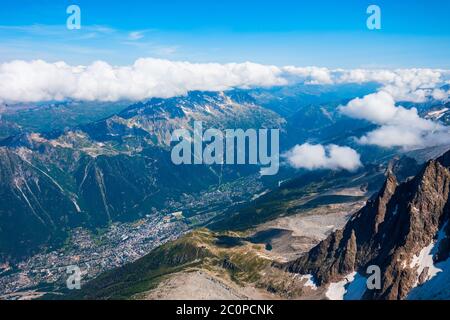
(410, 222, 448, 288)
(251, 190, 269, 201)
(409, 242, 442, 286)
(426, 108, 449, 120)
(407, 256, 450, 299)
(325, 272, 357, 300)
(71, 198, 81, 213)
(299, 274, 318, 290)
(326, 272, 369, 300)
(344, 273, 368, 300)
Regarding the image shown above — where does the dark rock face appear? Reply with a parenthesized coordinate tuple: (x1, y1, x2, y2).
(285, 150, 450, 300)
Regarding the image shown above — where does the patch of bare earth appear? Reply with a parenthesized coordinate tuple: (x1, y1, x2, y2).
(141, 270, 275, 300)
(255, 200, 366, 262)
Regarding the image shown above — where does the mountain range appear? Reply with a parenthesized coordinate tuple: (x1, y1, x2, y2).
(286, 150, 450, 299)
(0, 91, 282, 261)
(1, 84, 449, 300)
(61, 149, 450, 300)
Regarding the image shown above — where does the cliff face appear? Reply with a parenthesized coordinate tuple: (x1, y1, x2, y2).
(285, 150, 450, 300)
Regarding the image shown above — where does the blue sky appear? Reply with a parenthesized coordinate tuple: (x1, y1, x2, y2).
(0, 0, 449, 68)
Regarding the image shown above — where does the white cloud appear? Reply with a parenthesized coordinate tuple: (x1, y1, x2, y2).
(340, 91, 450, 149)
(432, 88, 449, 101)
(284, 143, 362, 171)
(0, 59, 288, 103)
(290, 67, 449, 103)
(282, 66, 333, 85)
(358, 125, 450, 149)
(339, 91, 433, 128)
(339, 91, 398, 124)
(336, 69, 397, 84)
(336, 68, 448, 103)
(0, 58, 448, 104)
(358, 126, 424, 148)
(128, 31, 145, 41)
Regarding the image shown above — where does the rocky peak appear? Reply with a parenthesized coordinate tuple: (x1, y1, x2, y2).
(284, 150, 450, 299)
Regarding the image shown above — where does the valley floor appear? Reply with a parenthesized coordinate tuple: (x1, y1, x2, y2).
(0, 215, 188, 300)
(0, 182, 369, 300)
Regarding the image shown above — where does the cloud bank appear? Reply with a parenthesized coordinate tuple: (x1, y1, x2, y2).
(284, 67, 449, 103)
(0, 58, 448, 104)
(0, 58, 287, 103)
(285, 143, 362, 171)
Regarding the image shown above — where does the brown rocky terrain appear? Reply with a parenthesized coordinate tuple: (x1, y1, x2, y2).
(285, 149, 450, 300)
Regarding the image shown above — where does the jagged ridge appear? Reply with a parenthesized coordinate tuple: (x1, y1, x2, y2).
(285, 150, 450, 300)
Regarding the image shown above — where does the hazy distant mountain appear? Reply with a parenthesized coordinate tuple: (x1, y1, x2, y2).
(248, 83, 380, 117)
(0, 119, 22, 140)
(1, 101, 130, 133)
